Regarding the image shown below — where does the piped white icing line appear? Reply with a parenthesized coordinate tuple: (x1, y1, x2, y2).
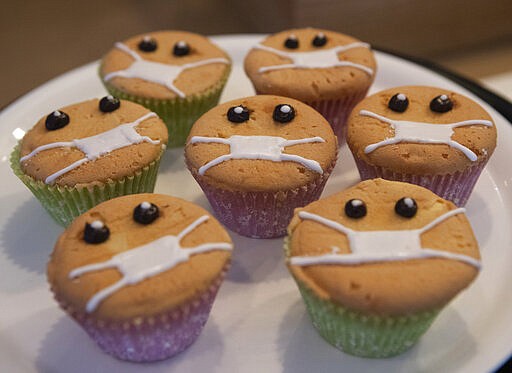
(104, 42, 230, 98)
(69, 215, 233, 313)
(20, 112, 159, 184)
(253, 42, 373, 75)
(360, 109, 494, 161)
(189, 135, 325, 175)
(289, 209, 481, 269)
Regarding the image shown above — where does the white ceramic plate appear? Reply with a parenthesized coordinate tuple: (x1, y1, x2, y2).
(1, 35, 511, 373)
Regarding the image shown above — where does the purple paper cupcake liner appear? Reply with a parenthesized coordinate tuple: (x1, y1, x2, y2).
(52, 266, 229, 363)
(353, 158, 488, 206)
(306, 87, 370, 145)
(188, 157, 337, 238)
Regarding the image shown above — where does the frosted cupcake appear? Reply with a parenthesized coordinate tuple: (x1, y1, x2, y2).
(100, 30, 231, 147)
(285, 179, 481, 357)
(10, 97, 168, 226)
(346, 86, 497, 206)
(185, 95, 338, 238)
(47, 193, 233, 362)
(244, 28, 376, 143)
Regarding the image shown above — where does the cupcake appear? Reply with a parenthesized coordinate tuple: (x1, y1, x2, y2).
(99, 30, 231, 147)
(10, 97, 168, 226)
(346, 86, 497, 206)
(285, 178, 481, 358)
(185, 95, 338, 238)
(47, 193, 233, 362)
(244, 28, 376, 143)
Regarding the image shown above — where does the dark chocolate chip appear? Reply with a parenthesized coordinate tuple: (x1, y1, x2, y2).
(273, 104, 295, 123)
(99, 95, 120, 113)
(284, 35, 299, 49)
(388, 93, 409, 113)
(344, 199, 367, 219)
(430, 94, 453, 113)
(312, 33, 327, 47)
(84, 220, 110, 244)
(45, 110, 70, 131)
(395, 197, 417, 218)
(173, 41, 190, 56)
(138, 36, 157, 52)
(133, 202, 159, 225)
(227, 105, 250, 123)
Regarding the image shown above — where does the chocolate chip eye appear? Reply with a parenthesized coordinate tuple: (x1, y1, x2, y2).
(395, 197, 417, 218)
(45, 110, 70, 131)
(388, 93, 409, 113)
(312, 33, 327, 47)
(284, 35, 299, 49)
(227, 105, 250, 123)
(345, 199, 367, 219)
(430, 94, 453, 113)
(84, 220, 110, 244)
(133, 202, 160, 225)
(173, 41, 190, 57)
(138, 36, 157, 52)
(99, 95, 120, 113)
(273, 104, 295, 123)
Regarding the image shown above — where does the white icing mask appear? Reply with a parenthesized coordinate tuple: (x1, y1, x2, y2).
(253, 42, 373, 75)
(189, 135, 326, 175)
(69, 215, 233, 313)
(20, 112, 160, 184)
(360, 110, 494, 161)
(290, 209, 481, 269)
(104, 42, 230, 98)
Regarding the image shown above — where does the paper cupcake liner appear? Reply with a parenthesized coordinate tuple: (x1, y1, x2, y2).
(52, 263, 230, 362)
(283, 238, 439, 358)
(101, 68, 230, 148)
(187, 157, 337, 238)
(295, 281, 440, 358)
(353, 157, 489, 206)
(10, 144, 164, 226)
(305, 88, 370, 145)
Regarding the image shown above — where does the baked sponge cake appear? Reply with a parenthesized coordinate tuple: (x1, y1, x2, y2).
(100, 30, 231, 147)
(185, 94, 338, 238)
(244, 28, 376, 143)
(48, 193, 233, 362)
(10, 97, 168, 226)
(285, 178, 481, 358)
(346, 86, 497, 206)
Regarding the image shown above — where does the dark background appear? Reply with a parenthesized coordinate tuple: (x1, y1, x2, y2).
(1, 0, 511, 108)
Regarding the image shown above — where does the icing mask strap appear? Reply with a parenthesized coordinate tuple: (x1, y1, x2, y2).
(417, 208, 465, 234)
(114, 42, 142, 61)
(298, 211, 355, 236)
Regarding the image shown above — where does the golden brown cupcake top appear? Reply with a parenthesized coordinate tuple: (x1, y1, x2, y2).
(244, 28, 376, 102)
(19, 98, 168, 187)
(100, 30, 231, 100)
(48, 193, 233, 320)
(286, 179, 480, 317)
(347, 86, 497, 175)
(185, 95, 338, 192)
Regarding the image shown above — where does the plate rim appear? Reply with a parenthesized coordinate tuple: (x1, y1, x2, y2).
(1, 33, 511, 373)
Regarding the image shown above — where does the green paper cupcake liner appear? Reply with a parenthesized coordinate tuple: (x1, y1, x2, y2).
(10, 144, 164, 227)
(101, 68, 230, 148)
(284, 238, 440, 358)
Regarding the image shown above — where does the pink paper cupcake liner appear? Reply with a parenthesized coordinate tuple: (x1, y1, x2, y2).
(353, 158, 488, 206)
(305, 87, 370, 145)
(188, 158, 337, 238)
(52, 266, 229, 363)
